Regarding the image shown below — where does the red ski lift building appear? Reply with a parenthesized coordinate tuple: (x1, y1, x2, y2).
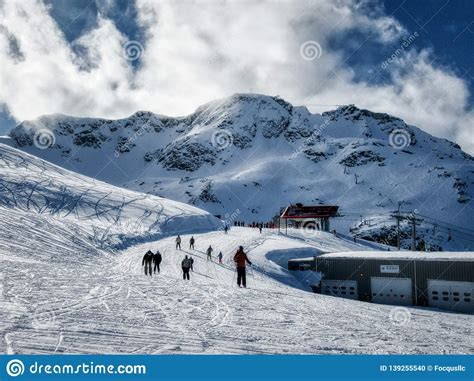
(279, 204, 339, 234)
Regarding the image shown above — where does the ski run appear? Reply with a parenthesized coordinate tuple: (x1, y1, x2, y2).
(2, 228, 473, 354)
(0, 143, 473, 354)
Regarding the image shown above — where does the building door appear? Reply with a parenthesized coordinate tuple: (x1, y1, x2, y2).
(427, 280, 473, 313)
(320, 280, 358, 300)
(370, 277, 413, 306)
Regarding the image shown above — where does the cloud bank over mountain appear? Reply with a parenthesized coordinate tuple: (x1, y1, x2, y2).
(0, 0, 472, 153)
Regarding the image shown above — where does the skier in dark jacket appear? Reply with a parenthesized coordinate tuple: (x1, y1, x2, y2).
(217, 251, 223, 264)
(233, 246, 252, 288)
(176, 235, 182, 250)
(206, 245, 213, 261)
(182, 255, 192, 280)
(189, 236, 195, 250)
(142, 250, 154, 276)
(153, 251, 162, 273)
(190, 257, 194, 272)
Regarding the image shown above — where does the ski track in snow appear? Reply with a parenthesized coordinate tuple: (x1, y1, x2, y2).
(0, 143, 472, 354)
(1, 227, 473, 354)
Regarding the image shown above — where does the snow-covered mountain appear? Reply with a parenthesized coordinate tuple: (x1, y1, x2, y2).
(4, 93, 473, 249)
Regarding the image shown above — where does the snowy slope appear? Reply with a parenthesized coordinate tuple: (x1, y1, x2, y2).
(1, 226, 473, 354)
(4, 94, 474, 250)
(1, 144, 472, 354)
(0, 143, 219, 249)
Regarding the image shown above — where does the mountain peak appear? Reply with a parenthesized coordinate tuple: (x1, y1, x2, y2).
(324, 104, 404, 125)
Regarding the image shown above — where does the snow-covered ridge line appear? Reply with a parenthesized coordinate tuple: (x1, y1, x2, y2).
(0, 144, 220, 251)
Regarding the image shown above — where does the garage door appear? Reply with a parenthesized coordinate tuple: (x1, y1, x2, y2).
(371, 277, 413, 306)
(321, 280, 358, 300)
(427, 280, 474, 313)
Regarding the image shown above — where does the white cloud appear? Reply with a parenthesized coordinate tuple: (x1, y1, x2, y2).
(0, 0, 472, 154)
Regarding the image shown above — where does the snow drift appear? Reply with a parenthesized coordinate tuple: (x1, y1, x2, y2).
(0, 143, 219, 250)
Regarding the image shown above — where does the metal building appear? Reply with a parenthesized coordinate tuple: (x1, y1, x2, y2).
(311, 251, 474, 314)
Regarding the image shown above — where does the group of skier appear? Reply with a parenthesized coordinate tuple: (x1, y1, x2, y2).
(141, 236, 252, 287)
(141, 250, 162, 276)
(234, 221, 276, 229)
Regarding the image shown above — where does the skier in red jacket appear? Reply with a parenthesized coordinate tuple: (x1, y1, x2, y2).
(233, 246, 252, 288)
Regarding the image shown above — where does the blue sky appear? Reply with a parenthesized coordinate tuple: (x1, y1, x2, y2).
(0, 0, 473, 153)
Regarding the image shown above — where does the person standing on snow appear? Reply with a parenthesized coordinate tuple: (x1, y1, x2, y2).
(206, 245, 213, 261)
(234, 246, 252, 288)
(217, 251, 223, 264)
(176, 235, 182, 250)
(142, 250, 154, 276)
(190, 257, 194, 272)
(189, 236, 195, 250)
(153, 250, 162, 274)
(224, 225, 229, 234)
(182, 255, 192, 280)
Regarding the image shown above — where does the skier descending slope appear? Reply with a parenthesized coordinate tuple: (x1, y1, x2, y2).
(182, 255, 192, 280)
(176, 235, 182, 250)
(217, 251, 223, 264)
(142, 250, 154, 276)
(233, 246, 252, 288)
(189, 236, 195, 250)
(153, 250, 162, 274)
(206, 245, 213, 261)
